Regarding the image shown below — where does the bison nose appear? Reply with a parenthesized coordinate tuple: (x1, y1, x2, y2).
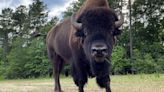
(91, 44, 108, 57)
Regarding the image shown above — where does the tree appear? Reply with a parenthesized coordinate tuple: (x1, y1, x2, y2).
(63, 0, 84, 18)
(132, 0, 164, 46)
(129, 0, 164, 59)
(0, 8, 14, 60)
(0, 0, 60, 78)
(12, 5, 28, 37)
(29, 0, 48, 35)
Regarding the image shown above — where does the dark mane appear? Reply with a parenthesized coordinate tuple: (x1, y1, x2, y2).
(80, 8, 116, 30)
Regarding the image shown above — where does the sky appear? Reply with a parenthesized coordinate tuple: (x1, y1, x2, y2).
(0, 0, 77, 18)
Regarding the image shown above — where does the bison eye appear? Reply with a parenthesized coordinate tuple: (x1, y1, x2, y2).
(84, 30, 88, 36)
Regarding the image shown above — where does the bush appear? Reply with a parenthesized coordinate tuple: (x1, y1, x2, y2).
(111, 46, 129, 74)
(132, 49, 160, 74)
(0, 47, 3, 60)
(133, 54, 155, 73)
(5, 37, 52, 79)
(0, 60, 5, 79)
(111, 47, 163, 75)
(2, 37, 163, 78)
(156, 55, 164, 73)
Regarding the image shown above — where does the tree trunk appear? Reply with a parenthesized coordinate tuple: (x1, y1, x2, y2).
(2, 33, 9, 60)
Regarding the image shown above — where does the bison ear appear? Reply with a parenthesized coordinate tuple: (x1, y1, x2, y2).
(75, 30, 85, 37)
(113, 28, 122, 36)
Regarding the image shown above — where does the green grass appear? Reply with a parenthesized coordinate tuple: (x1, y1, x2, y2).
(0, 74, 164, 92)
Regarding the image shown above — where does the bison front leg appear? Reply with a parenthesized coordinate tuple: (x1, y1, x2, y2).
(93, 61, 111, 92)
(105, 81, 111, 92)
(104, 76, 111, 92)
(71, 60, 88, 92)
(96, 76, 111, 92)
(96, 75, 111, 92)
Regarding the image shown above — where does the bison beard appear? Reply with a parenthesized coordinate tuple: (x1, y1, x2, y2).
(91, 60, 111, 88)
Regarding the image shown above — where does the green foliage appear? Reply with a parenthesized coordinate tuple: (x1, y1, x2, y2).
(12, 5, 28, 36)
(111, 46, 125, 74)
(129, 9, 164, 73)
(133, 51, 155, 73)
(5, 37, 52, 79)
(0, 48, 3, 60)
(156, 56, 164, 73)
(132, 0, 164, 45)
(5, 37, 29, 78)
(0, 8, 15, 58)
(24, 37, 52, 78)
(111, 45, 164, 74)
(63, 0, 84, 18)
(112, 46, 125, 62)
(0, 60, 5, 79)
(29, 0, 48, 30)
(0, 0, 54, 79)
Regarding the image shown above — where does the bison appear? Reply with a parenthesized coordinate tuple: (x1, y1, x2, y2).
(46, 0, 124, 92)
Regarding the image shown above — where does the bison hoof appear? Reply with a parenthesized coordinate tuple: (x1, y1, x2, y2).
(54, 89, 63, 92)
(55, 90, 63, 92)
(89, 74, 95, 78)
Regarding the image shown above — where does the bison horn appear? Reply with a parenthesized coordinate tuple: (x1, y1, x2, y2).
(115, 11, 124, 28)
(71, 13, 82, 30)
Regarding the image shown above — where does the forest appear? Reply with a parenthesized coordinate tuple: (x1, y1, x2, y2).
(0, 0, 163, 79)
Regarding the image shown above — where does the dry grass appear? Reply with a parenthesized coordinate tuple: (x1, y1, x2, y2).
(0, 74, 164, 92)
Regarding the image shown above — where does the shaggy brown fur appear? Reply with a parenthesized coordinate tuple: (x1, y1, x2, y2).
(46, 0, 122, 92)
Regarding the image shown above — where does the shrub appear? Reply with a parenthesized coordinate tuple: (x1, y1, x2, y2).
(132, 49, 157, 74)
(5, 37, 52, 79)
(156, 55, 164, 73)
(0, 47, 3, 60)
(111, 46, 128, 74)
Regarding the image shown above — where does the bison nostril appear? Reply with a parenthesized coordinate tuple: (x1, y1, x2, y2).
(91, 49, 97, 52)
(101, 49, 107, 52)
(91, 42, 108, 57)
(91, 47, 107, 52)
(91, 47, 108, 57)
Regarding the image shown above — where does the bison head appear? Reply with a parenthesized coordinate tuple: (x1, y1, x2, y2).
(71, 8, 124, 63)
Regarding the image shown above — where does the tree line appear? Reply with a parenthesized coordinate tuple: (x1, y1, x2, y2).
(0, 0, 163, 79)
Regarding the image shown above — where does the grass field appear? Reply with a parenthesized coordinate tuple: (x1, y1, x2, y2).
(0, 74, 164, 92)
